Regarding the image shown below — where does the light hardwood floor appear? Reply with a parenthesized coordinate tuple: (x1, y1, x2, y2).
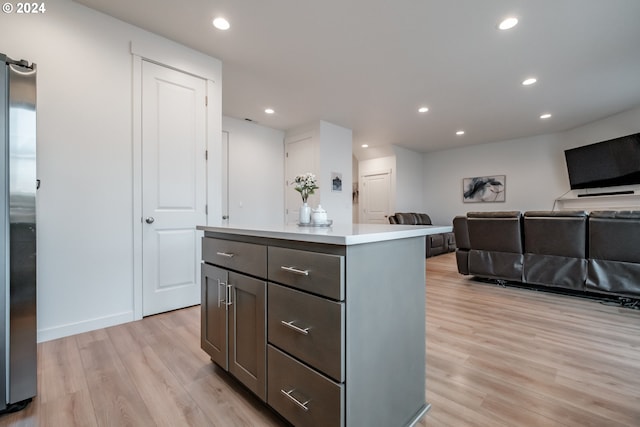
(2, 252, 639, 426)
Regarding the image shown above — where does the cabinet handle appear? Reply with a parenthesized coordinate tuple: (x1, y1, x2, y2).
(280, 266, 309, 276)
(226, 284, 233, 306)
(216, 251, 235, 258)
(216, 280, 233, 307)
(280, 320, 310, 335)
(217, 279, 226, 308)
(280, 389, 310, 412)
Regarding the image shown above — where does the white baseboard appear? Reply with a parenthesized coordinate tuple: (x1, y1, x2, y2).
(37, 311, 135, 343)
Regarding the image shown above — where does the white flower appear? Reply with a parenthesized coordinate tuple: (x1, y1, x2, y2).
(293, 172, 319, 202)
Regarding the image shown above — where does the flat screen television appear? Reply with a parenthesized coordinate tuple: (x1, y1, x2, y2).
(564, 132, 640, 190)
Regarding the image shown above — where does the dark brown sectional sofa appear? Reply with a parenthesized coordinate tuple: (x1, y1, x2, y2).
(388, 212, 456, 257)
(453, 210, 640, 301)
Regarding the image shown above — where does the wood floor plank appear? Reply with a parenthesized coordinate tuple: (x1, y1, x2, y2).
(38, 337, 89, 404)
(131, 316, 211, 388)
(119, 346, 212, 427)
(2, 252, 640, 426)
(79, 337, 156, 426)
(38, 390, 98, 427)
(185, 369, 286, 427)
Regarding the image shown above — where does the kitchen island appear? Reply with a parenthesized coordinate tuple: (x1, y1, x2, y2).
(197, 223, 451, 427)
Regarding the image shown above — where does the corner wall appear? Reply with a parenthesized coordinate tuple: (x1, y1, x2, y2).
(393, 145, 425, 212)
(319, 121, 353, 224)
(222, 116, 285, 225)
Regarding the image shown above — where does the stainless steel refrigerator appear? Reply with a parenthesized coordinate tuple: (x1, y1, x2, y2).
(1, 53, 37, 414)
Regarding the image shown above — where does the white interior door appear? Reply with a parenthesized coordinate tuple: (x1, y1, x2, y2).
(361, 170, 391, 223)
(285, 133, 317, 224)
(141, 60, 207, 316)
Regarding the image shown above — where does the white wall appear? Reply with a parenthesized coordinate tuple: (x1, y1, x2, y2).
(3, 0, 222, 341)
(222, 116, 285, 225)
(393, 145, 425, 212)
(422, 106, 640, 225)
(318, 121, 353, 224)
(563, 107, 640, 150)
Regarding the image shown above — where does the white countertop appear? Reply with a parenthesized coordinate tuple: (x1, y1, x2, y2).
(197, 223, 453, 245)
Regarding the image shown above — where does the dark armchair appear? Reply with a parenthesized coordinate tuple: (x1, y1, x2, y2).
(388, 212, 455, 257)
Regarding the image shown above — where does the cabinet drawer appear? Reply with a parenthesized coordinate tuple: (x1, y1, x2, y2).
(268, 345, 344, 427)
(268, 246, 344, 300)
(203, 237, 267, 278)
(268, 283, 344, 382)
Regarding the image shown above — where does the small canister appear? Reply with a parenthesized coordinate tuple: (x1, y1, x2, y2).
(311, 205, 328, 224)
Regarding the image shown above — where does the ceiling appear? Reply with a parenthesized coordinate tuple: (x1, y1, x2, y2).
(74, 0, 640, 158)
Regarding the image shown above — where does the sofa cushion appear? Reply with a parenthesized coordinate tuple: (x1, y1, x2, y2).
(589, 211, 640, 262)
(467, 212, 523, 253)
(394, 212, 417, 225)
(466, 211, 523, 281)
(587, 210, 640, 297)
(523, 211, 587, 258)
(390, 212, 432, 225)
(415, 213, 432, 225)
(467, 211, 521, 219)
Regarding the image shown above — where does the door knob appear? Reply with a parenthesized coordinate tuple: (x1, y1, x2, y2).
(222, 215, 229, 220)
(145, 217, 155, 224)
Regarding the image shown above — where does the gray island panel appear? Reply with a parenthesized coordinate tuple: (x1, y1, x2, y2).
(345, 236, 428, 426)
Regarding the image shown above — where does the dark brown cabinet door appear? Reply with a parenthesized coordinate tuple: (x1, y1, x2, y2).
(228, 272, 266, 401)
(201, 263, 228, 370)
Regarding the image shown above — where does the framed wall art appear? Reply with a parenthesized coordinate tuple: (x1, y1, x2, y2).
(331, 172, 343, 192)
(463, 175, 506, 203)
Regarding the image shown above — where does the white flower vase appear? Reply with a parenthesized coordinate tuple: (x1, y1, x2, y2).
(299, 202, 311, 224)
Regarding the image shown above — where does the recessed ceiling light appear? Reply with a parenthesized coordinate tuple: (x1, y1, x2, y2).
(418, 107, 429, 113)
(213, 17, 230, 30)
(265, 108, 275, 114)
(498, 17, 518, 30)
(456, 130, 465, 136)
(540, 113, 552, 119)
(361, 144, 369, 148)
(522, 77, 537, 86)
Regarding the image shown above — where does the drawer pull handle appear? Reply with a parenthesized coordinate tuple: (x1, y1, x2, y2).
(280, 389, 310, 412)
(216, 251, 235, 258)
(280, 266, 309, 276)
(280, 320, 310, 335)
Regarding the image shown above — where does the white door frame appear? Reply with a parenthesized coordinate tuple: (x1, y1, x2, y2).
(221, 130, 229, 224)
(131, 41, 221, 320)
